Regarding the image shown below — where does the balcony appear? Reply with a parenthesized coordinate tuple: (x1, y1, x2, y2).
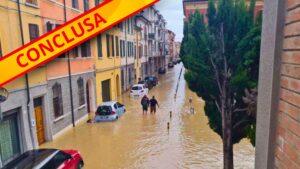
(148, 33, 155, 41)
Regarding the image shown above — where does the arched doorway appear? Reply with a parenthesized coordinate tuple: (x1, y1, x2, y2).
(86, 79, 96, 113)
(116, 75, 120, 97)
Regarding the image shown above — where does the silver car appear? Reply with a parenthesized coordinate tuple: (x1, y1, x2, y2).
(94, 101, 126, 122)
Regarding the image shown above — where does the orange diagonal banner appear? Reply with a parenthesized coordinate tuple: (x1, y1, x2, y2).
(0, 0, 159, 87)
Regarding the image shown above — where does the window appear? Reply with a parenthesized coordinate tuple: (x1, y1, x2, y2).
(57, 53, 66, 58)
(119, 22, 123, 32)
(42, 151, 71, 169)
(106, 34, 110, 57)
(81, 40, 91, 57)
(127, 20, 130, 34)
(84, 0, 89, 12)
(72, 0, 79, 9)
(144, 45, 147, 56)
(55, 24, 61, 28)
(53, 83, 63, 118)
(77, 77, 85, 106)
(115, 36, 119, 56)
(29, 24, 39, 41)
(26, 0, 37, 5)
(111, 35, 114, 57)
(134, 45, 136, 58)
(46, 21, 53, 32)
(95, 0, 100, 6)
(139, 45, 143, 58)
(127, 41, 130, 57)
(120, 40, 123, 57)
(72, 46, 79, 58)
(97, 35, 102, 58)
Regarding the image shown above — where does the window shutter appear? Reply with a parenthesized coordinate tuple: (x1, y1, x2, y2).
(111, 35, 115, 56)
(29, 24, 39, 41)
(97, 35, 102, 58)
(46, 22, 52, 32)
(106, 34, 110, 57)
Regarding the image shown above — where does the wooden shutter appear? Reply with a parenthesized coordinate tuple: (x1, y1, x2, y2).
(29, 24, 39, 41)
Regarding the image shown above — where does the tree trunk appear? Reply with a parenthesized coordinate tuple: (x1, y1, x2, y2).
(223, 116, 234, 169)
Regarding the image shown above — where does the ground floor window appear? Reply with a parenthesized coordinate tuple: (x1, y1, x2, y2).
(0, 112, 21, 165)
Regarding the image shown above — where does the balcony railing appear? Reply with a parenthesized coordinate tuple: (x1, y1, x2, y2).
(26, 0, 38, 5)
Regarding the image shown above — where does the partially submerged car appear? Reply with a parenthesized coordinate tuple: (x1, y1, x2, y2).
(95, 101, 126, 122)
(130, 84, 149, 97)
(168, 62, 174, 68)
(144, 76, 158, 86)
(138, 80, 153, 90)
(158, 67, 166, 74)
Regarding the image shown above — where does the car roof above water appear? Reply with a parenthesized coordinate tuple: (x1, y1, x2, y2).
(132, 84, 144, 87)
(2, 149, 58, 169)
(100, 101, 117, 106)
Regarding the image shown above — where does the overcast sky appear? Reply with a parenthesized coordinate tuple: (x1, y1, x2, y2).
(155, 0, 184, 42)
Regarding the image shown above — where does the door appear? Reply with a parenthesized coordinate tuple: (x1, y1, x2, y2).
(34, 97, 45, 145)
(0, 110, 21, 166)
(102, 80, 111, 102)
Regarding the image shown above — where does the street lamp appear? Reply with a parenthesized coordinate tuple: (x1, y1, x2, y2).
(0, 87, 9, 121)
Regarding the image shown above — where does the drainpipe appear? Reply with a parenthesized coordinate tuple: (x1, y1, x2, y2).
(17, 0, 35, 149)
(63, 0, 75, 127)
(125, 20, 128, 91)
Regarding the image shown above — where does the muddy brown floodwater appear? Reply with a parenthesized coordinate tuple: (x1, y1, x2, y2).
(42, 64, 255, 169)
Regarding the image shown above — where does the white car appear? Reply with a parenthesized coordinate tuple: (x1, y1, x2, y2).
(94, 101, 126, 122)
(130, 84, 149, 97)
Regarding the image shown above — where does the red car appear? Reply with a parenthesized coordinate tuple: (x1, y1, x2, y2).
(2, 149, 84, 169)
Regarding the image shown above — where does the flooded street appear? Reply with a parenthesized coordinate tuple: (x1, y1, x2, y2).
(42, 65, 255, 169)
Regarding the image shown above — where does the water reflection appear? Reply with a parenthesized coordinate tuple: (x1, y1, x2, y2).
(42, 65, 255, 169)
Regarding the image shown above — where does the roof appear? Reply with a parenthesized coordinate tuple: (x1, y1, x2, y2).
(101, 101, 117, 106)
(132, 84, 144, 87)
(2, 149, 58, 169)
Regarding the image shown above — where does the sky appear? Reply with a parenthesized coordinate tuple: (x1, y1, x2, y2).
(155, 0, 184, 42)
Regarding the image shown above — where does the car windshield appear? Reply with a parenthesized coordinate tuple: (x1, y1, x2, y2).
(138, 81, 144, 84)
(132, 86, 141, 90)
(96, 106, 112, 115)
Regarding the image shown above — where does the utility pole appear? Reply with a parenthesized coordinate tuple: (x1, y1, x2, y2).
(63, 0, 75, 127)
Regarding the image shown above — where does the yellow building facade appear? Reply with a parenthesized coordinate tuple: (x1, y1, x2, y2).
(95, 26, 122, 105)
(0, 0, 49, 167)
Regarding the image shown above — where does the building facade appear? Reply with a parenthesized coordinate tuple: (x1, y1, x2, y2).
(120, 18, 136, 92)
(0, 0, 47, 166)
(40, 0, 97, 142)
(0, 1, 169, 167)
(255, 0, 300, 169)
(95, 26, 121, 104)
(165, 30, 176, 64)
(183, 0, 264, 22)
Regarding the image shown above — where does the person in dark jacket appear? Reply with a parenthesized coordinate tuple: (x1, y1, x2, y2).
(141, 95, 150, 114)
(149, 96, 159, 114)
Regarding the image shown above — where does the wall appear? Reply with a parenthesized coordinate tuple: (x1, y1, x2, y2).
(255, 0, 300, 168)
(274, 0, 300, 168)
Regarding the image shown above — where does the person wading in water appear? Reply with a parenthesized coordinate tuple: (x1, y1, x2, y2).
(150, 96, 159, 114)
(141, 95, 150, 115)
